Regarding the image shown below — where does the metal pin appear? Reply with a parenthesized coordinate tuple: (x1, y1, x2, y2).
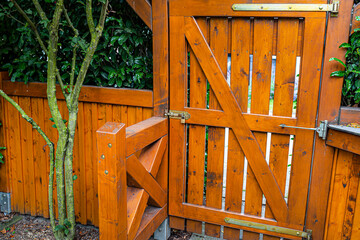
(101, 154, 105, 159)
(105, 170, 109, 175)
(108, 143, 112, 148)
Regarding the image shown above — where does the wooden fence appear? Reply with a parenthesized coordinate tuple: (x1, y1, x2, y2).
(324, 107, 360, 240)
(0, 71, 154, 226)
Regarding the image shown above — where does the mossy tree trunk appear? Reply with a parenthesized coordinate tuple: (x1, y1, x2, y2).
(2, 1, 109, 239)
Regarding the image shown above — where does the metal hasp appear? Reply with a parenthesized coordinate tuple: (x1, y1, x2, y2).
(0, 192, 11, 213)
(224, 217, 312, 240)
(165, 110, 190, 124)
(232, 1, 339, 16)
(280, 120, 328, 140)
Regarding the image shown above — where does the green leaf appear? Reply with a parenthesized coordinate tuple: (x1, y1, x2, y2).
(52, 124, 57, 129)
(330, 71, 345, 77)
(329, 57, 346, 67)
(339, 43, 351, 49)
(73, 175, 78, 181)
(64, 219, 71, 228)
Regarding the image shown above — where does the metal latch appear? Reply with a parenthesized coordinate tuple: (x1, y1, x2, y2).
(165, 110, 190, 124)
(280, 120, 328, 140)
(225, 217, 312, 240)
(232, 1, 339, 16)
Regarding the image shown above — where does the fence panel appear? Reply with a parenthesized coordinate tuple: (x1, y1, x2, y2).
(0, 77, 153, 226)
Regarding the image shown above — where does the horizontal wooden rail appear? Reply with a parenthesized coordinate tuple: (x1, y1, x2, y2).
(2, 80, 153, 108)
(97, 117, 168, 240)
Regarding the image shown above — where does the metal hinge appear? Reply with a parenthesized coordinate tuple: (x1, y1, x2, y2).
(165, 110, 190, 124)
(225, 217, 312, 240)
(0, 192, 11, 213)
(279, 120, 328, 140)
(232, 1, 339, 16)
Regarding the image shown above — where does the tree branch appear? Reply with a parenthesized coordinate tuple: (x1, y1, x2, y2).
(0, 3, 25, 25)
(71, 0, 109, 105)
(63, 5, 79, 36)
(85, 0, 95, 36)
(31, 0, 49, 25)
(11, 0, 48, 54)
(0, 90, 56, 232)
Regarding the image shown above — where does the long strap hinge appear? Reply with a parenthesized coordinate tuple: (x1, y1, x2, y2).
(232, 1, 339, 16)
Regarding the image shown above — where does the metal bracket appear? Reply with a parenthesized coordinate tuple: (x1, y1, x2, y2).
(280, 120, 328, 140)
(232, 1, 339, 16)
(225, 217, 312, 240)
(0, 192, 11, 213)
(165, 110, 190, 124)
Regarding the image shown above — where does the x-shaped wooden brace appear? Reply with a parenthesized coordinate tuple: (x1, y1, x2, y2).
(126, 135, 168, 239)
(184, 17, 288, 222)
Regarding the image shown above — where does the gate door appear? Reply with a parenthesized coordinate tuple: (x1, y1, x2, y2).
(168, 1, 328, 239)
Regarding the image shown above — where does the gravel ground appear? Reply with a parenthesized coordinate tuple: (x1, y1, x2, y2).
(0, 213, 99, 240)
(0, 213, 191, 240)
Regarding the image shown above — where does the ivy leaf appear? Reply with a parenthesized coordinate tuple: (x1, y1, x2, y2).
(339, 43, 351, 49)
(73, 175, 78, 181)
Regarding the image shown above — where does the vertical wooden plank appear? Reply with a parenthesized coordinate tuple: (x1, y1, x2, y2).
(0, 72, 9, 193)
(84, 103, 94, 224)
(97, 122, 127, 239)
(168, 15, 186, 229)
(342, 155, 360, 239)
(92, 103, 100, 226)
(264, 18, 298, 240)
(142, 108, 153, 121)
(6, 96, 25, 213)
(121, 106, 128, 126)
(243, 17, 273, 240)
(19, 97, 36, 215)
(350, 155, 360, 239)
(223, 17, 250, 240)
(72, 104, 81, 222)
(113, 105, 122, 123)
(152, 0, 169, 116)
(205, 17, 228, 238)
(306, 1, 353, 238)
(324, 150, 353, 240)
(128, 107, 137, 126)
(288, 16, 326, 227)
(31, 98, 48, 217)
(135, 107, 143, 124)
(186, 17, 208, 235)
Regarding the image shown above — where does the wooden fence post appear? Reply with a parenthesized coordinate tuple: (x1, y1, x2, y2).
(97, 122, 127, 240)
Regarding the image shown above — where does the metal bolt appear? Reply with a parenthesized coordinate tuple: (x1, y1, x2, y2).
(108, 143, 112, 148)
(260, 6, 264, 9)
(105, 170, 109, 175)
(289, 6, 292, 9)
(297, 232, 300, 236)
(319, 6, 323, 10)
(101, 154, 105, 159)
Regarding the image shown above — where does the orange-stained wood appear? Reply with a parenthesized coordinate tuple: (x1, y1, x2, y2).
(97, 122, 127, 240)
(0, 72, 9, 193)
(305, 1, 353, 238)
(126, 117, 167, 157)
(185, 16, 288, 222)
(326, 129, 360, 156)
(126, 0, 152, 30)
(186, 17, 208, 235)
(152, 0, 169, 116)
(2, 80, 153, 108)
(134, 205, 167, 240)
(205, 17, 228, 238)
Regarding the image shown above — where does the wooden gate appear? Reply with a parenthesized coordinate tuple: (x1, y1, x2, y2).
(168, 0, 328, 239)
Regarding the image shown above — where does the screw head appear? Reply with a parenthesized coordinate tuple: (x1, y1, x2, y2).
(101, 154, 105, 159)
(297, 231, 300, 236)
(319, 6, 323, 10)
(105, 170, 109, 175)
(108, 143, 112, 148)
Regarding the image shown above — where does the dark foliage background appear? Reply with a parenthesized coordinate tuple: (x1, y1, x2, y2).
(0, 0, 153, 89)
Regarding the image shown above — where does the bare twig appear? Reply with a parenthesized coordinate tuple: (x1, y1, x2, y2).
(11, 0, 48, 54)
(31, 0, 49, 24)
(0, 3, 25, 25)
